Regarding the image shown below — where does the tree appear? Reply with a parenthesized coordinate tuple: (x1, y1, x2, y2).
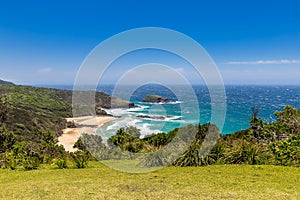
(274, 105, 300, 135)
(0, 96, 10, 124)
(125, 126, 141, 138)
(108, 128, 137, 147)
(250, 106, 263, 139)
(0, 126, 16, 153)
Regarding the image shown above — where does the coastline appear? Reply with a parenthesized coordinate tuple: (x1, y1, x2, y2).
(57, 116, 115, 152)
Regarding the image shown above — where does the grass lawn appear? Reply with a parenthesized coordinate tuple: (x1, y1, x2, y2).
(0, 162, 299, 199)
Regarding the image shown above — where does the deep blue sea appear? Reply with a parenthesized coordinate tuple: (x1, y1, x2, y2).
(37, 84, 300, 137)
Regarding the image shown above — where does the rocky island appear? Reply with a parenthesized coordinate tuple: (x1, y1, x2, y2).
(142, 94, 174, 103)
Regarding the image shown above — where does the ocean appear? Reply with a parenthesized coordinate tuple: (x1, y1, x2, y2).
(38, 84, 300, 137)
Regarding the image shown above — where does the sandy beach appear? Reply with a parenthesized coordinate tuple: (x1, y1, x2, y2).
(57, 116, 115, 152)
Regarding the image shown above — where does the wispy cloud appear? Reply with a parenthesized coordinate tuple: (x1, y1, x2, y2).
(37, 67, 52, 73)
(225, 59, 300, 65)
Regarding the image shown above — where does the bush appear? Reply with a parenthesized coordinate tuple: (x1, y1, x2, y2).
(41, 143, 66, 164)
(73, 137, 85, 150)
(2, 151, 17, 170)
(270, 136, 300, 166)
(71, 151, 89, 168)
(224, 140, 272, 165)
(140, 150, 173, 167)
(22, 156, 40, 170)
(0, 126, 16, 153)
(56, 158, 68, 169)
(9, 142, 41, 170)
(173, 123, 220, 167)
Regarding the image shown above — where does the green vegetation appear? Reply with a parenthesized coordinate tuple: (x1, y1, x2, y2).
(70, 151, 90, 168)
(270, 135, 300, 166)
(0, 80, 300, 198)
(0, 80, 299, 170)
(170, 105, 300, 167)
(107, 126, 176, 153)
(90, 106, 299, 168)
(0, 79, 14, 85)
(54, 157, 67, 169)
(0, 163, 299, 199)
(0, 81, 134, 170)
(0, 84, 133, 138)
(0, 85, 72, 138)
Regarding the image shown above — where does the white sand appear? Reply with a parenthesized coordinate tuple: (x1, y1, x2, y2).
(57, 116, 115, 152)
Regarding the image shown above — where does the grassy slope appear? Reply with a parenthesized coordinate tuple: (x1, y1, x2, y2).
(0, 162, 299, 200)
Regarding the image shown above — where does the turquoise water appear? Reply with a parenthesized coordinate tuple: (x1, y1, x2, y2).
(37, 84, 300, 137)
(95, 84, 300, 137)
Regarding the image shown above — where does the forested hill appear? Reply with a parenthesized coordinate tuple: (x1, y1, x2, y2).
(0, 80, 134, 140)
(0, 79, 14, 85)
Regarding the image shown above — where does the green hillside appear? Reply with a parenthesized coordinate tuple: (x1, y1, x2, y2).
(0, 83, 134, 139)
(0, 81, 135, 169)
(0, 79, 14, 85)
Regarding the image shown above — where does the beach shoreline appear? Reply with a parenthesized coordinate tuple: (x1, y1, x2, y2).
(57, 116, 115, 152)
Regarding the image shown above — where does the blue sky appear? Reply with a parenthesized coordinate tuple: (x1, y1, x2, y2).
(0, 0, 300, 85)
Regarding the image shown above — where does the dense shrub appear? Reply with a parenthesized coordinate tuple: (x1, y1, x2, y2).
(173, 123, 220, 167)
(55, 157, 68, 169)
(270, 136, 300, 166)
(71, 151, 89, 168)
(2, 151, 17, 170)
(0, 126, 16, 153)
(22, 156, 40, 170)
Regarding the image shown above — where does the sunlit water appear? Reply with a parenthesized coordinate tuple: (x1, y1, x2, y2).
(39, 84, 300, 137)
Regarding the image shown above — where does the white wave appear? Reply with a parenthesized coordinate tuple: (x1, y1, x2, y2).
(106, 118, 141, 131)
(165, 115, 183, 121)
(138, 123, 160, 138)
(105, 108, 128, 116)
(103, 117, 160, 138)
(139, 101, 183, 105)
(137, 114, 182, 122)
(127, 105, 149, 112)
(168, 101, 183, 104)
